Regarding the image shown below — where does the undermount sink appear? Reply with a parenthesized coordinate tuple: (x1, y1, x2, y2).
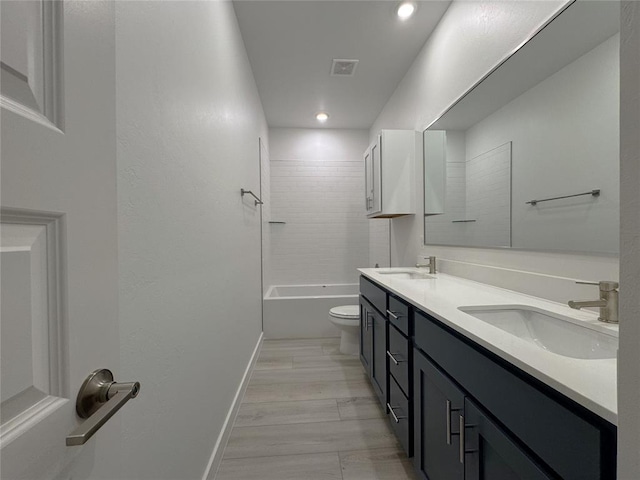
(458, 305, 618, 360)
(377, 270, 434, 280)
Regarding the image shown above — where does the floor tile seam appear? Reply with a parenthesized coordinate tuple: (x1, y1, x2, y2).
(291, 364, 364, 370)
(240, 396, 375, 406)
(222, 442, 401, 462)
(229, 417, 349, 430)
(244, 379, 374, 389)
(220, 449, 343, 462)
(234, 417, 342, 429)
(237, 398, 341, 407)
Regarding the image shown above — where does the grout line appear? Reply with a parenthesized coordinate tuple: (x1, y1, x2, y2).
(229, 416, 385, 431)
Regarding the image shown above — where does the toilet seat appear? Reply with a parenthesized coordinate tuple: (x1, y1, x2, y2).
(329, 305, 359, 320)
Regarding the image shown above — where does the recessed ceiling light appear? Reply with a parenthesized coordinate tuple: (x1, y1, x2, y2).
(316, 112, 329, 122)
(397, 2, 416, 20)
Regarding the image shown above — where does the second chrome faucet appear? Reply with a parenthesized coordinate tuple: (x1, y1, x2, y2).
(568, 280, 619, 323)
(416, 256, 437, 274)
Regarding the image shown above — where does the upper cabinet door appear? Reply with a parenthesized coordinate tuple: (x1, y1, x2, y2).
(364, 148, 373, 213)
(370, 136, 382, 215)
(1, 1, 122, 478)
(364, 130, 416, 219)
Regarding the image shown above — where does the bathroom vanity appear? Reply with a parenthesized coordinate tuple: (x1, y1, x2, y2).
(358, 269, 617, 480)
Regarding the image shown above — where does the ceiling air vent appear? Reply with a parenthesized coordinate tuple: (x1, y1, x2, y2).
(331, 59, 359, 77)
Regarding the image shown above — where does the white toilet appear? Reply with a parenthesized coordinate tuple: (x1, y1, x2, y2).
(329, 305, 360, 356)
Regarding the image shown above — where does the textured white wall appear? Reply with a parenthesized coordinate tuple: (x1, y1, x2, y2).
(369, 219, 391, 268)
(116, 2, 266, 479)
(617, 2, 640, 476)
(269, 128, 369, 286)
(370, 0, 619, 291)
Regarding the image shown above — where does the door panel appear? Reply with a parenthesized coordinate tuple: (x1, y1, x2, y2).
(359, 300, 372, 373)
(1, 1, 120, 478)
(464, 399, 554, 480)
(371, 307, 387, 407)
(371, 137, 382, 214)
(414, 349, 464, 480)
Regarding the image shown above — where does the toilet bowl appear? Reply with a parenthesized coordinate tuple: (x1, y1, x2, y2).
(329, 305, 360, 355)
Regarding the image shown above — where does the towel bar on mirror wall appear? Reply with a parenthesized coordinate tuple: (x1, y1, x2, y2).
(240, 188, 263, 206)
(526, 189, 600, 206)
(66, 369, 140, 446)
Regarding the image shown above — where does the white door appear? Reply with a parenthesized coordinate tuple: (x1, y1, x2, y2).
(1, 1, 122, 479)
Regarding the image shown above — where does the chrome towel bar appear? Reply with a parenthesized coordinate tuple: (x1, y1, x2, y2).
(526, 189, 600, 206)
(241, 188, 263, 206)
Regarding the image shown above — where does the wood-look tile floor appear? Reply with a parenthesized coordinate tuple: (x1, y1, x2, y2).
(216, 337, 417, 480)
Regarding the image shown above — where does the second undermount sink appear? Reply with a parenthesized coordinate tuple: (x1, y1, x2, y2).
(458, 305, 618, 360)
(377, 269, 434, 280)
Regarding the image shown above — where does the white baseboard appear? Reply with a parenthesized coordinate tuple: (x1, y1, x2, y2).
(202, 332, 264, 480)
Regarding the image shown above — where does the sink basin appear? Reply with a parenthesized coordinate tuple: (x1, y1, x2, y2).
(458, 305, 618, 360)
(377, 270, 434, 280)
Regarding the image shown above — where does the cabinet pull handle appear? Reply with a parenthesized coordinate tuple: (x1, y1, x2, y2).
(386, 351, 405, 365)
(386, 309, 402, 320)
(387, 403, 406, 423)
(459, 415, 465, 464)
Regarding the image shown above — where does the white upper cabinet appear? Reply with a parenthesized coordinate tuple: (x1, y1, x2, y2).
(364, 129, 418, 218)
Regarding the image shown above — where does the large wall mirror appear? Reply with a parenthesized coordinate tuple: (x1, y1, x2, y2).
(423, 1, 620, 254)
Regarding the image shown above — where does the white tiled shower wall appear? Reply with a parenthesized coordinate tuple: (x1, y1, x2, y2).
(268, 128, 370, 286)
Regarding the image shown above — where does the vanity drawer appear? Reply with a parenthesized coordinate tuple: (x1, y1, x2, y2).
(414, 310, 615, 480)
(360, 276, 386, 315)
(388, 375, 412, 456)
(387, 295, 410, 335)
(388, 323, 410, 396)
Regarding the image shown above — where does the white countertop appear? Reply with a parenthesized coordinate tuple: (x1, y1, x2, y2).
(358, 268, 618, 425)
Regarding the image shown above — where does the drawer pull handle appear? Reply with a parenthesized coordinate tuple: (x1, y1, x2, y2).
(386, 351, 406, 365)
(387, 403, 406, 423)
(386, 309, 403, 320)
(446, 400, 462, 445)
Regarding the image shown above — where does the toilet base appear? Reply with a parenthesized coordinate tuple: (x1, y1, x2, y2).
(339, 328, 359, 356)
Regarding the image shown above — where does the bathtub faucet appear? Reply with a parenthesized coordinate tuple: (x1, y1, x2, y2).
(416, 256, 437, 274)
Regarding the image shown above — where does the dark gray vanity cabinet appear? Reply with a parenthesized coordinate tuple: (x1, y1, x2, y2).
(414, 310, 616, 480)
(463, 399, 554, 480)
(371, 304, 387, 406)
(414, 348, 554, 480)
(359, 277, 388, 409)
(358, 276, 617, 480)
(359, 299, 372, 373)
(414, 349, 465, 480)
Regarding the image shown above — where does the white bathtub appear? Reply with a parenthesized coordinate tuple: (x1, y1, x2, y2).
(263, 284, 359, 339)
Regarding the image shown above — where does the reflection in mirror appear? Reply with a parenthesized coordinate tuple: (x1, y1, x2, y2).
(423, 1, 620, 254)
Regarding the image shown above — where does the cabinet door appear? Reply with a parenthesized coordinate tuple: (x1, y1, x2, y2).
(464, 399, 554, 480)
(413, 349, 465, 480)
(364, 148, 373, 213)
(359, 300, 372, 373)
(370, 136, 382, 214)
(371, 307, 387, 407)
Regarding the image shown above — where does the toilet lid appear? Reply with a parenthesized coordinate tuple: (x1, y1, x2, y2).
(330, 305, 360, 319)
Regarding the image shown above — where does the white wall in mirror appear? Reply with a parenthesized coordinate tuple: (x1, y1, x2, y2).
(424, 1, 619, 255)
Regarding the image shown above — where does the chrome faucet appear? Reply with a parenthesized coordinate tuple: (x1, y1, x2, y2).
(416, 256, 437, 274)
(568, 281, 619, 323)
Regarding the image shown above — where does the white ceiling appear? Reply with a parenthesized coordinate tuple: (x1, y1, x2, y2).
(233, 1, 451, 129)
